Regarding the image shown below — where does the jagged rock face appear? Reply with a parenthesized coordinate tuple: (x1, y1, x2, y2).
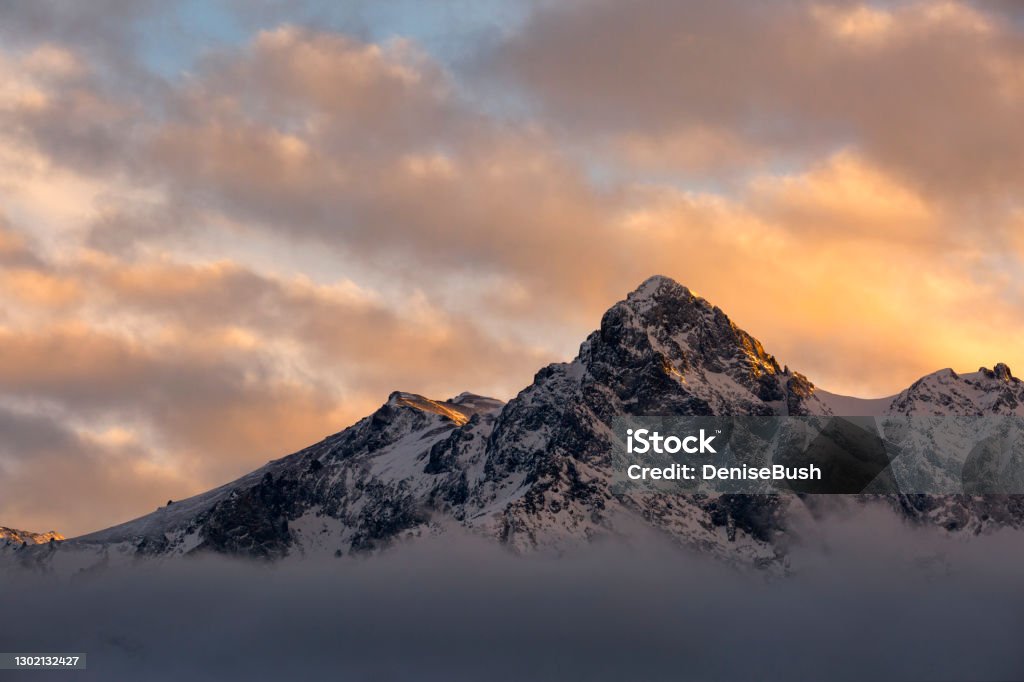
(889, 366, 1024, 416)
(9, 275, 1024, 571)
(475, 276, 816, 553)
(191, 391, 504, 557)
(21, 392, 503, 564)
(588, 277, 784, 402)
(0, 527, 64, 546)
(486, 277, 811, 475)
(868, 365, 1024, 532)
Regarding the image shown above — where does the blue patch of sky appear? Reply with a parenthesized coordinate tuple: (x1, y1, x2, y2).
(136, 0, 247, 76)
(133, 1, 813, 200)
(134, 0, 528, 76)
(133, 0, 536, 126)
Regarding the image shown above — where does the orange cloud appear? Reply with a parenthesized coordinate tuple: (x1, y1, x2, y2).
(3, 3, 1024, 536)
(1, 268, 81, 307)
(614, 153, 1024, 396)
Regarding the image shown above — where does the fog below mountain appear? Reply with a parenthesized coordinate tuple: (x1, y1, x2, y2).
(4, 503, 1024, 681)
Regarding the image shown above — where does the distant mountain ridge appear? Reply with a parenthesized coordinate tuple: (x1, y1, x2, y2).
(6, 275, 1024, 571)
(1, 527, 64, 546)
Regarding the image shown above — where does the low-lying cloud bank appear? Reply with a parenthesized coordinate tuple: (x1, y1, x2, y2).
(4, 505, 1024, 681)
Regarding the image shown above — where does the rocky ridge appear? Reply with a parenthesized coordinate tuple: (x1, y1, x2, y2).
(6, 276, 1023, 572)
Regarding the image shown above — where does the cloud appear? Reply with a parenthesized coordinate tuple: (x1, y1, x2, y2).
(0, 404, 190, 536)
(4, 511, 1024, 680)
(612, 151, 1024, 396)
(0, 237, 550, 534)
(132, 29, 626, 311)
(3, 1, 1024, 536)
(0, 321, 349, 508)
(67, 253, 552, 399)
(0, 44, 143, 176)
(487, 0, 1024, 200)
(0, 218, 43, 268)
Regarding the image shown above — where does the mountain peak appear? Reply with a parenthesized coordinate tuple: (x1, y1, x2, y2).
(634, 273, 677, 290)
(17, 274, 1024, 569)
(627, 275, 694, 304)
(980, 363, 1015, 383)
(597, 275, 781, 383)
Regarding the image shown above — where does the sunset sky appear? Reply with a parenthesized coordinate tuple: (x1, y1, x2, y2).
(2, 0, 1024, 535)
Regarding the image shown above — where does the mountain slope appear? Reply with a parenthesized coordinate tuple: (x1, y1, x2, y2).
(67, 392, 503, 558)
(7, 275, 1024, 571)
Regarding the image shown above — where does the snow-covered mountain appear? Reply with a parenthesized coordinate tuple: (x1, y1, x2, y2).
(1, 527, 64, 546)
(6, 275, 1024, 571)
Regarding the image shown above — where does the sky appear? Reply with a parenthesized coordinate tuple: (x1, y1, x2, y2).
(2, 0, 1024, 535)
